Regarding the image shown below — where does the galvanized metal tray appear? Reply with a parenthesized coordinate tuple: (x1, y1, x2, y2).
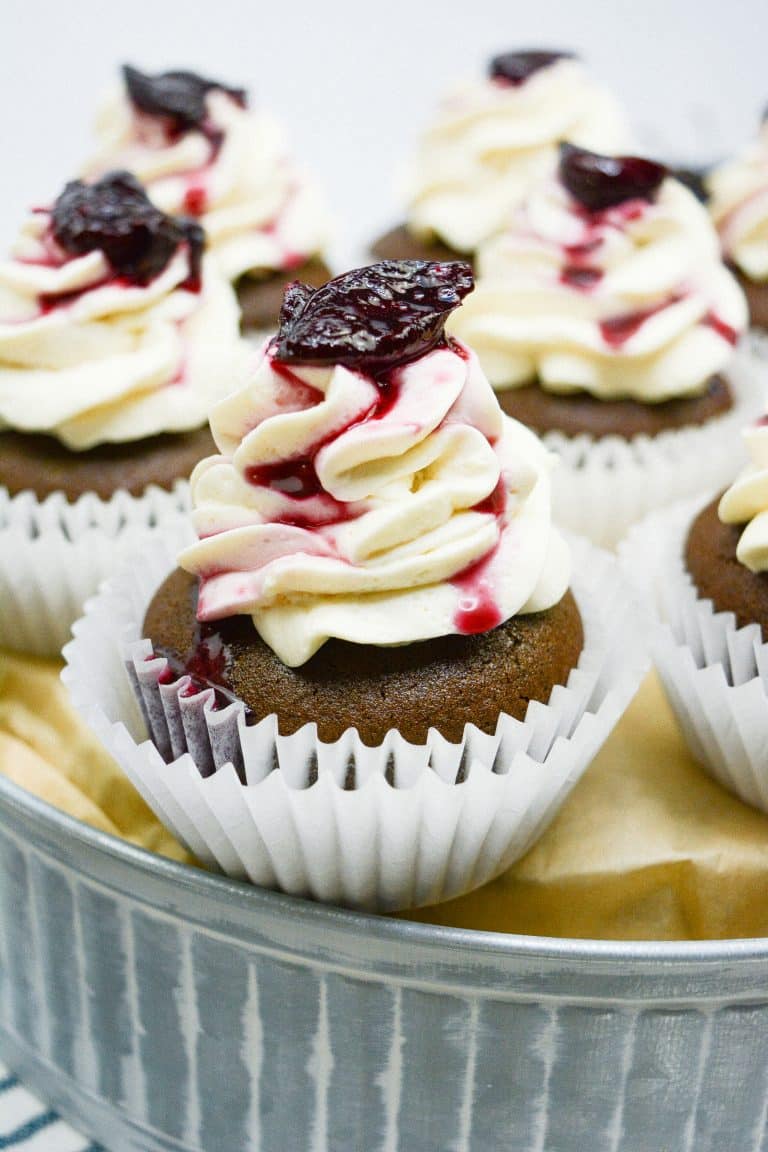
(1, 772, 766, 1152)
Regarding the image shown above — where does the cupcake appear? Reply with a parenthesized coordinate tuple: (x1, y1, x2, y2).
(0, 171, 251, 655)
(371, 50, 630, 266)
(63, 260, 644, 911)
(81, 65, 333, 333)
(450, 144, 756, 546)
(709, 113, 768, 332)
(621, 415, 768, 813)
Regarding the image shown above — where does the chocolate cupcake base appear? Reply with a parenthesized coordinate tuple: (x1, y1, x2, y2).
(685, 494, 768, 638)
(64, 522, 642, 909)
(621, 497, 768, 815)
(370, 223, 472, 269)
(236, 257, 332, 332)
(498, 376, 733, 440)
(0, 426, 217, 501)
(732, 267, 768, 333)
(144, 568, 584, 745)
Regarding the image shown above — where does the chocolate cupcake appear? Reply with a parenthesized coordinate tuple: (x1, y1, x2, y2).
(451, 145, 756, 546)
(63, 261, 644, 911)
(708, 113, 768, 334)
(371, 50, 630, 267)
(621, 417, 768, 814)
(81, 65, 333, 333)
(0, 172, 251, 655)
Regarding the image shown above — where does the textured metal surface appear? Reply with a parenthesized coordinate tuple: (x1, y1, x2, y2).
(1, 774, 768, 1152)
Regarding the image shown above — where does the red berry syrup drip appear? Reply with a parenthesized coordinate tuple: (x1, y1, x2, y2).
(183, 183, 208, 217)
(600, 295, 682, 348)
(472, 476, 507, 518)
(37, 274, 132, 314)
(450, 479, 507, 635)
(561, 265, 603, 290)
(703, 311, 739, 346)
(451, 550, 503, 634)
(245, 357, 404, 529)
(154, 623, 251, 719)
(560, 238, 604, 291)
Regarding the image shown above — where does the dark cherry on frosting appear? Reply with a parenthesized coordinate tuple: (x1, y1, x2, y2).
(489, 50, 574, 85)
(51, 171, 204, 287)
(274, 260, 474, 376)
(123, 64, 246, 134)
(559, 143, 667, 212)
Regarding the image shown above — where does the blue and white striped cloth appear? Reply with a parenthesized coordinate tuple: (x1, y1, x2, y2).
(0, 1064, 103, 1151)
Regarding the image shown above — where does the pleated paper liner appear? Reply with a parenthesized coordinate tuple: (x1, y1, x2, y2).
(62, 522, 646, 912)
(0, 481, 189, 657)
(621, 497, 768, 813)
(544, 350, 764, 549)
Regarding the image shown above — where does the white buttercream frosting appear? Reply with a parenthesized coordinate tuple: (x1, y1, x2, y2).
(83, 84, 330, 282)
(709, 121, 768, 283)
(406, 57, 631, 253)
(179, 339, 570, 666)
(449, 176, 747, 401)
(0, 211, 250, 450)
(719, 418, 768, 572)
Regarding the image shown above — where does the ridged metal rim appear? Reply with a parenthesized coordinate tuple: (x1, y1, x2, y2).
(3, 770, 768, 986)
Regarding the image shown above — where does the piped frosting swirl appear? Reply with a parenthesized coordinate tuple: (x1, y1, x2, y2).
(719, 417, 768, 573)
(709, 120, 768, 283)
(405, 55, 631, 253)
(450, 165, 747, 401)
(82, 66, 330, 283)
(179, 263, 570, 666)
(0, 176, 250, 450)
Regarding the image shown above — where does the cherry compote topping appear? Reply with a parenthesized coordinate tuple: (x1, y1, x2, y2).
(489, 50, 573, 85)
(51, 171, 204, 287)
(274, 260, 474, 376)
(559, 143, 667, 213)
(123, 65, 246, 134)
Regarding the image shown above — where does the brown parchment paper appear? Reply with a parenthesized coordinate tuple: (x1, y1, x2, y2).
(2, 647, 767, 940)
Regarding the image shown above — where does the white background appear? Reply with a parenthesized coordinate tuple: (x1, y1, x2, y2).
(1, 0, 766, 259)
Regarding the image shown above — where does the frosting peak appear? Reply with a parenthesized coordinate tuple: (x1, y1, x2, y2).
(0, 183, 249, 450)
(719, 417, 768, 572)
(709, 120, 768, 283)
(449, 172, 747, 401)
(179, 276, 569, 665)
(82, 68, 330, 283)
(405, 56, 631, 253)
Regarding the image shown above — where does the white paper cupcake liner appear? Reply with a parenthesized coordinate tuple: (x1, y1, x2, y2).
(620, 497, 768, 814)
(747, 327, 768, 362)
(543, 352, 765, 550)
(62, 521, 646, 912)
(0, 481, 190, 657)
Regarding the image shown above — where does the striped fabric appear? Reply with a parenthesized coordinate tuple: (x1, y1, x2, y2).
(0, 1065, 102, 1151)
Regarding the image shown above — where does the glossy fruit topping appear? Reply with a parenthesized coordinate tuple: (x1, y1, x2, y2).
(274, 260, 474, 375)
(489, 50, 573, 85)
(123, 64, 246, 134)
(51, 171, 204, 287)
(559, 143, 667, 212)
